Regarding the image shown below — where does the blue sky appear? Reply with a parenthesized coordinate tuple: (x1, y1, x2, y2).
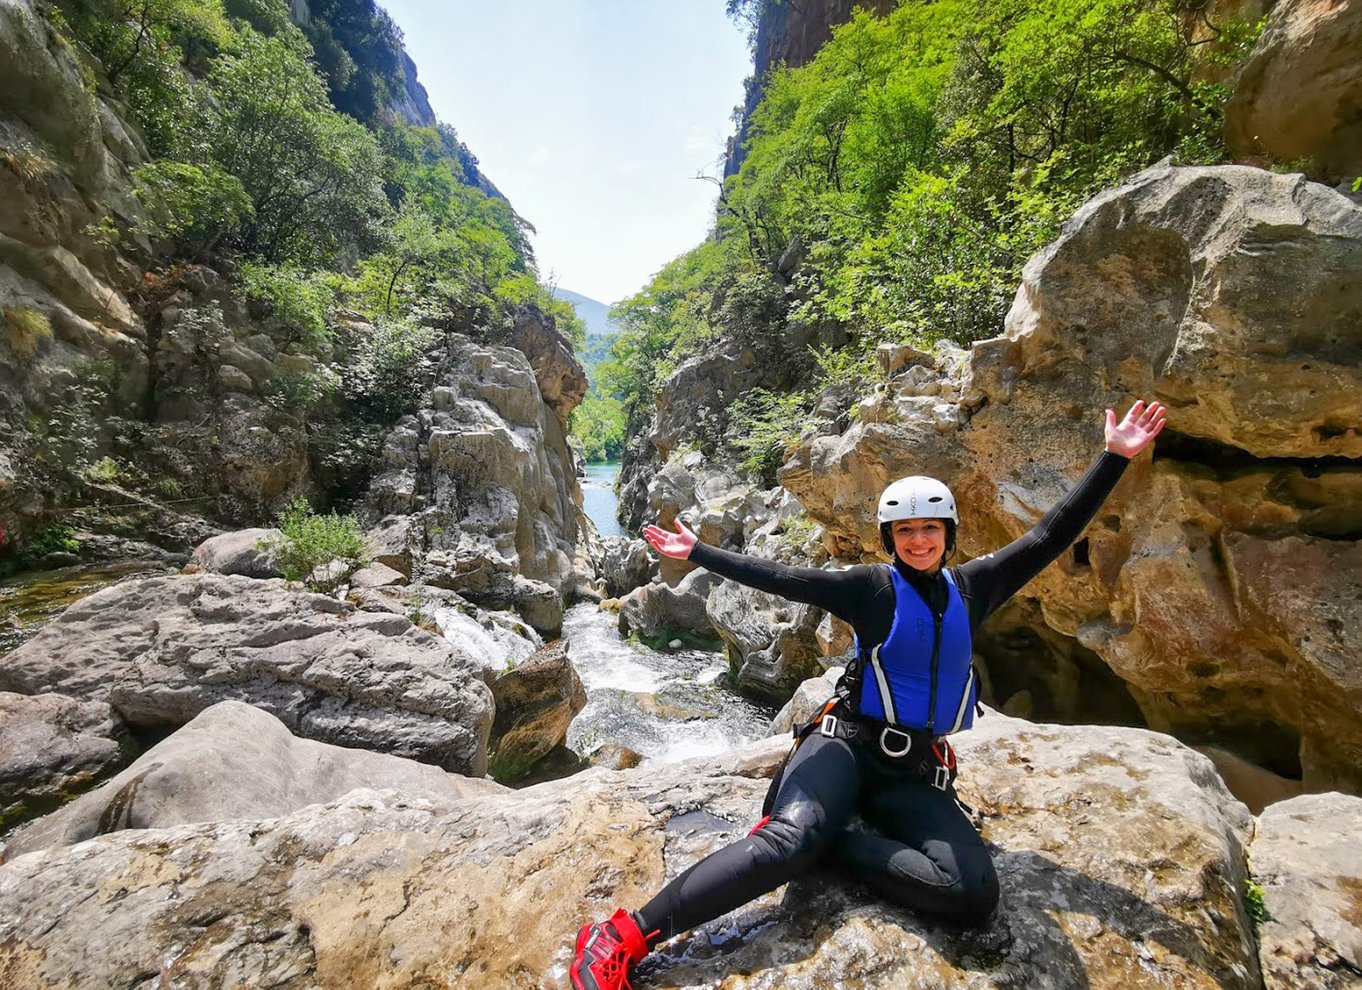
(381, 1, 752, 305)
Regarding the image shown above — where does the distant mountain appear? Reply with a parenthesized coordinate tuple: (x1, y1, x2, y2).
(554, 289, 621, 387)
(553, 288, 619, 338)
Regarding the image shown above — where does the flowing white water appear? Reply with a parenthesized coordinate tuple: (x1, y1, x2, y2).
(562, 603, 774, 765)
(432, 603, 541, 671)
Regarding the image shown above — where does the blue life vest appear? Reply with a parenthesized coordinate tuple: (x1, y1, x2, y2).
(855, 565, 978, 734)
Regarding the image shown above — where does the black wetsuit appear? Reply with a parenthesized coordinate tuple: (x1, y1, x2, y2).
(635, 451, 1130, 940)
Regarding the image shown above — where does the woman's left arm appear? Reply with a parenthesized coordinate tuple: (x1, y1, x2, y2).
(957, 400, 1165, 622)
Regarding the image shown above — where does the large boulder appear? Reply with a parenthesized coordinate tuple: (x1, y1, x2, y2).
(0, 692, 133, 830)
(708, 579, 825, 699)
(185, 528, 284, 578)
(783, 162, 1362, 795)
(1249, 791, 1362, 989)
(0, 718, 1282, 988)
(598, 535, 657, 598)
(769, 666, 845, 735)
(2, 700, 504, 862)
(618, 569, 721, 642)
(486, 639, 587, 782)
(0, 573, 495, 775)
(1225, 0, 1362, 184)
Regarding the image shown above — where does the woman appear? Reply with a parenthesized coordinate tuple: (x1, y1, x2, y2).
(570, 400, 1167, 990)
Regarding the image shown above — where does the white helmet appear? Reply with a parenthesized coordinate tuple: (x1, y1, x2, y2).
(877, 476, 957, 525)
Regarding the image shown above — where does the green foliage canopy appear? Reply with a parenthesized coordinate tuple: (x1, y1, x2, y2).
(613, 0, 1262, 484)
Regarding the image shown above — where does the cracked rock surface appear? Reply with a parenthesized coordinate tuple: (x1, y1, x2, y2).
(0, 573, 494, 775)
(1, 715, 1309, 989)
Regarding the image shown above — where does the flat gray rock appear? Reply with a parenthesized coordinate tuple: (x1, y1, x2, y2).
(0, 573, 494, 775)
(4, 700, 505, 860)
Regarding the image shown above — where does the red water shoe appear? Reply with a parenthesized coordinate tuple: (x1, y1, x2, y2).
(570, 908, 649, 990)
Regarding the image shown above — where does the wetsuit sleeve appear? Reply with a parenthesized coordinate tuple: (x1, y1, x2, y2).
(688, 542, 882, 628)
(954, 450, 1129, 627)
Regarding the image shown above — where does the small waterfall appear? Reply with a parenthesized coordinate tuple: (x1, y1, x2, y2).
(562, 603, 774, 765)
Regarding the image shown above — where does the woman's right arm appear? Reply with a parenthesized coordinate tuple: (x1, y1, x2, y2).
(642, 521, 875, 623)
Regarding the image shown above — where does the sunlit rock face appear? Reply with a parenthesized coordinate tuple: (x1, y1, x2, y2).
(1225, 0, 1362, 185)
(782, 162, 1362, 795)
(0, 718, 1300, 988)
(1250, 791, 1362, 989)
(363, 330, 586, 635)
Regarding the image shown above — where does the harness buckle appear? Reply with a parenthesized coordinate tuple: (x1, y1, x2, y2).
(878, 725, 913, 758)
(819, 713, 839, 738)
(933, 764, 951, 791)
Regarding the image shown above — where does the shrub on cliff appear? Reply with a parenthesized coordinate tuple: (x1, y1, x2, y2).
(3, 307, 53, 364)
(132, 161, 253, 258)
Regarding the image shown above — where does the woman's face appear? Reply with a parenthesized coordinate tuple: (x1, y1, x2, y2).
(891, 518, 948, 572)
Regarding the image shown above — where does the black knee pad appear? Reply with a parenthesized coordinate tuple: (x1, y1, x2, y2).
(752, 801, 830, 870)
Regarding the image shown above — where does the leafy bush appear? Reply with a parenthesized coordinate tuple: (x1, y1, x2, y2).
(210, 29, 389, 265)
(260, 496, 369, 592)
(4, 307, 53, 363)
(85, 456, 121, 482)
(133, 160, 253, 258)
(728, 389, 809, 488)
(222, 0, 291, 35)
(17, 524, 81, 563)
(336, 316, 438, 422)
(240, 262, 337, 345)
(1242, 877, 1269, 927)
(262, 369, 340, 412)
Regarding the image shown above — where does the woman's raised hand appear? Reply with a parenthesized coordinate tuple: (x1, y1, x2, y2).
(643, 520, 698, 560)
(1105, 399, 1167, 458)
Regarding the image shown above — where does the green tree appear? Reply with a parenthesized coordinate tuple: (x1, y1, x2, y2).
(570, 390, 626, 462)
(209, 29, 390, 265)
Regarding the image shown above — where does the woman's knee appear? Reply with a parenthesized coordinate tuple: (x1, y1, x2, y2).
(867, 842, 999, 926)
(944, 849, 999, 926)
(751, 800, 836, 870)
